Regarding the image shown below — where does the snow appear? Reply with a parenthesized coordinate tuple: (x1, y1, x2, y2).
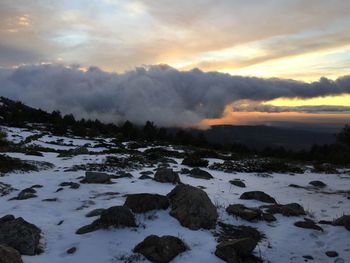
(0, 127, 349, 263)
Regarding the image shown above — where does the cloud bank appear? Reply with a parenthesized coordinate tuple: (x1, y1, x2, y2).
(0, 64, 349, 127)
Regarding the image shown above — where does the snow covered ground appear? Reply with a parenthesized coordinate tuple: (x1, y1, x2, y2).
(0, 126, 349, 263)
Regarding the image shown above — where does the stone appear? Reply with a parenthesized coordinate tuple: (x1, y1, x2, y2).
(229, 179, 246, 188)
(294, 218, 323, 231)
(215, 238, 258, 262)
(124, 193, 169, 213)
(325, 251, 338, 257)
(226, 204, 261, 222)
(188, 168, 213, 180)
(167, 184, 218, 230)
(240, 191, 276, 203)
(309, 180, 327, 188)
(0, 245, 23, 263)
(133, 235, 187, 263)
(154, 168, 180, 184)
(181, 156, 208, 167)
(261, 203, 306, 216)
(332, 215, 350, 231)
(82, 171, 111, 184)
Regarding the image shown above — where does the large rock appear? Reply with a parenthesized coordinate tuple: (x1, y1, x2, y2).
(333, 215, 350, 231)
(0, 245, 23, 263)
(0, 216, 42, 255)
(215, 238, 258, 262)
(240, 191, 276, 203)
(188, 168, 213, 180)
(167, 184, 218, 230)
(82, 171, 111, 184)
(133, 235, 187, 263)
(181, 156, 208, 167)
(154, 168, 180, 184)
(76, 206, 136, 234)
(124, 193, 169, 213)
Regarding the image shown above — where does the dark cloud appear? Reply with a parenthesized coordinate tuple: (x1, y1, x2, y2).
(0, 64, 349, 126)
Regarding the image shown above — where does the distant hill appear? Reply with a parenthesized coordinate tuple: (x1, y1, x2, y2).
(203, 125, 336, 150)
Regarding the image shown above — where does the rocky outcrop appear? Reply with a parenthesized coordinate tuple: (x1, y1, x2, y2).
(167, 184, 218, 230)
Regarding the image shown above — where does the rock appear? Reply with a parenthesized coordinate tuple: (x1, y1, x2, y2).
(0, 216, 42, 255)
(75, 223, 100, 235)
(42, 198, 58, 202)
(226, 204, 261, 222)
(167, 184, 218, 230)
(0, 245, 23, 263)
(124, 193, 169, 213)
(0, 182, 15, 197)
(261, 203, 306, 216)
(82, 171, 111, 184)
(188, 168, 213, 180)
(59, 182, 80, 189)
(180, 168, 191, 174)
(133, 235, 187, 263)
(294, 218, 323, 231)
(309, 180, 327, 188)
(325, 251, 338, 257)
(215, 238, 258, 262)
(154, 168, 180, 184)
(332, 215, 350, 231)
(140, 171, 153, 176)
(240, 191, 276, 203)
(30, 184, 43, 189)
(139, 174, 153, 180)
(182, 156, 208, 167)
(16, 188, 37, 200)
(66, 247, 77, 254)
(85, 208, 105, 217)
(303, 255, 314, 260)
(99, 206, 137, 228)
(112, 171, 133, 179)
(0, 215, 15, 224)
(229, 179, 246, 188)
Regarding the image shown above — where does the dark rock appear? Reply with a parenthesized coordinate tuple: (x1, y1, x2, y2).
(216, 222, 264, 243)
(82, 171, 111, 184)
(226, 204, 261, 222)
(16, 188, 37, 200)
(188, 168, 213, 180)
(99, 206, 137, 228)
(167, 184, 218, 230)
(140, 171, 153, 176)
(0, 182, 15, 197)
(325, 251, 338, 257)
(294, 218, 323, 231)
(112, 171, 133, 179)
(0, 245, 23, 263)
(215, 238, 258, 262)
(240, 191, 276, 203)
(139, 174, 152, 180)
(180, 168, 191, 174)
(154, 168, 180, 184)
(30, 184, 43, 189)
(66, 247, 77, 254)
(133, 235, 187, 263)
(261, 203, 306, 216)
(55, 187, 64, 192)
(182, 156, 208, 167)
(75, 222, 100, 235)
(124, 193, 169, 213)
(229, 179, 246, 188)
(0, 215, 15, 224)
(42, 198, 58, 202)
(85, 208, 105, 217)
(309, 181, 327, 188)
(59, 182, 80, 189)
(0, 217, 42, 255)
(303, 255, 314, 260)
(332, 215, 350, 231)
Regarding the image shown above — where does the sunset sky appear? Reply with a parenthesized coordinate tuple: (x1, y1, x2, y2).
(0, 0, 349, 128)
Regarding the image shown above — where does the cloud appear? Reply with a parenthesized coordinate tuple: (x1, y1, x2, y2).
(231, 100, 350, 113)
(0, 64, 349, 127)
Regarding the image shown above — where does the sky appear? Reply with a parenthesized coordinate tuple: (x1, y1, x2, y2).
(0, 0, 350, 128)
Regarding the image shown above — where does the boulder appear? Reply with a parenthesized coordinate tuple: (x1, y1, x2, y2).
(82, 171, 111, 184)
(215, 238, 258, 262)
(0, 245, 23, 263)
(16, 188, 37, 200)
(124, 193, 169, 213)
(309, 180, 327, 188)
(182, 156, 208, 167)
(154, 168, 180, 184)
(99, 206, 137, 228)
(188, 168, 213, 180)
(133, 235, 187, 263)
(0, 216, 42, 255)
(240, 191, 276, 203)
(229, 179, 246, 188)
(167, 184, 218, 230)
(85, 208, 105, 218)
(332, 215, 350, 231)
